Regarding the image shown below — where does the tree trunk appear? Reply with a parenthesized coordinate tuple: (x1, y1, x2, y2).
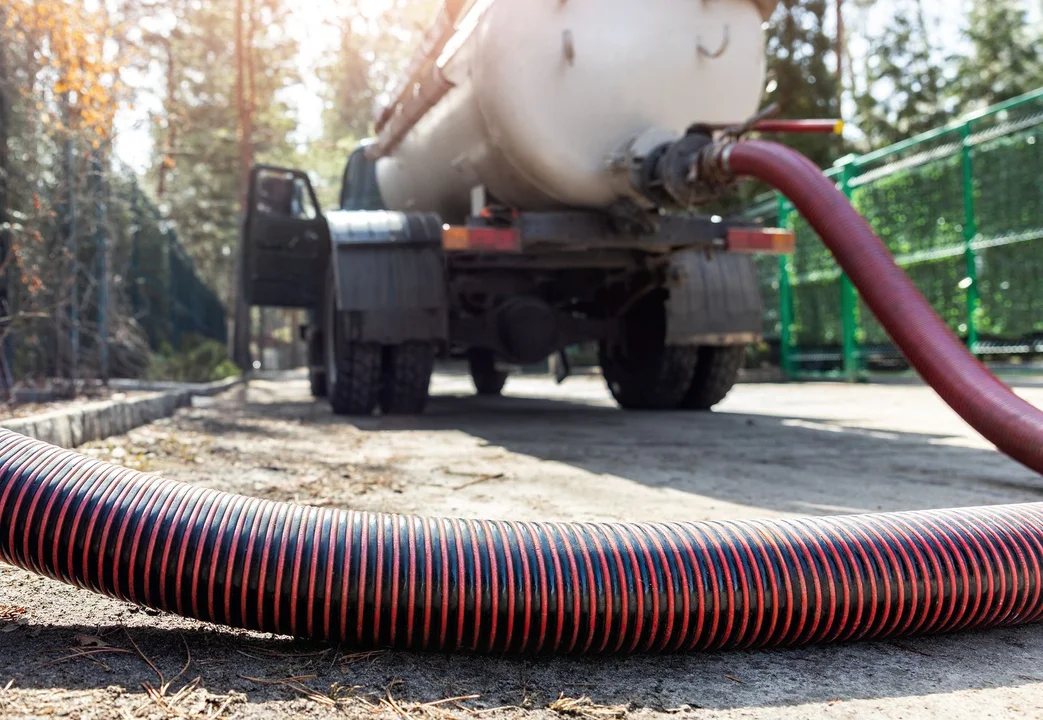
(64, 98, 79, 389)
(157, 38, 176, 200)
(836, 0, 844, 113)
(291, 310, 303, 369)
(247, 0, 257, 126)
(232, 0, 253, 371)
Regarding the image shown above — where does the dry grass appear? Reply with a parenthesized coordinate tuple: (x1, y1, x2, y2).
(548, 695, 628, 720)
(235, 672, 489, 719)
(120, 628, 241, 719)
(0, 605, 27, 624)
(232, 642, 390, 677)
(376, 681, 484, 720)
(238, 673, 357, 708)
(0, 679, 13, 713)
(338, 649, 388, 666)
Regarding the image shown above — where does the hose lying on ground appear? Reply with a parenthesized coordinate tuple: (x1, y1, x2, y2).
(2, 139, 1043, 653)
(3, 429, 1043, 652)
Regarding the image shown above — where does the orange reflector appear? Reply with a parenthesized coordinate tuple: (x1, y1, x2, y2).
(442, 226, 470, 251)
(726, 227, 796, 254)
(442, 226, 522, 252)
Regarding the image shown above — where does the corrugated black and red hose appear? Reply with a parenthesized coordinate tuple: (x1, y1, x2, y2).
(2, 139, 1043, 653)
(2, 429, 1043, 651)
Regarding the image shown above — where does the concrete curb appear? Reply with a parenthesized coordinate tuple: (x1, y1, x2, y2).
(1, 376, 243, 449)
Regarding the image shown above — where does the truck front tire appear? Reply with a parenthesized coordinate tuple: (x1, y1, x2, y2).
(599, 293, 698, 410)
(380, 342, 435, 414)
(309, 368, 328, 398)
(468, 349, 508, 396)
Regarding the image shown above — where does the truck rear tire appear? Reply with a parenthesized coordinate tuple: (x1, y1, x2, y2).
(380, 342, 435, 414)
(468, 349, 508, 396)
(328, 339, 382, 416)
(678, 346, 745, 410)
(599, 293, 698, 410)
(325, 269, 381, 416)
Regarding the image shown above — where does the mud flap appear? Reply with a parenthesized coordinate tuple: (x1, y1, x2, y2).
(665, 249, 762, 346)
(329, 211, 449, 344)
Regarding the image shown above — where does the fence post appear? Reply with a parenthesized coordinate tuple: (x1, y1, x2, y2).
(837, 158, 860, 381)
(0, 14, 12, 397)
(167, 231, 178, 351)
(777, 195, 795, 378)
(129, 186, 139, 317)
(960, 122, 980, 355)
(91, 154, 109, 382)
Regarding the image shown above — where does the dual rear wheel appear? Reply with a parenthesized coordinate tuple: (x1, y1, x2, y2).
(598, 293, 743, 411)
(324, 334, 436, 417)
(321, 269, 435, 416)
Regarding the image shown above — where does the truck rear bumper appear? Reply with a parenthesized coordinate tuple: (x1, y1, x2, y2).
(441, 211, 793, 258)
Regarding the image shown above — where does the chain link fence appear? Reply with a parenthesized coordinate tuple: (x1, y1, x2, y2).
(121, 179, 227, 355)
(3, 151, 227, 394)
(745, 87, 1043, 379)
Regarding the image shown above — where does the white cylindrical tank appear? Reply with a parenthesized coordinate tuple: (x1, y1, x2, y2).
(376, 0, 771, 222)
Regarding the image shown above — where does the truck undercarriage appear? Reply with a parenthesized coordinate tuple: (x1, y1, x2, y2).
(243, 150, 786, 416)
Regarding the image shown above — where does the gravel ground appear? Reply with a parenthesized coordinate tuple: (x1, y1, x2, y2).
(3, 372, 1043, 719)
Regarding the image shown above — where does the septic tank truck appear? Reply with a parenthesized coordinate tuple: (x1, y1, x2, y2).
(242, 0, 792, 415)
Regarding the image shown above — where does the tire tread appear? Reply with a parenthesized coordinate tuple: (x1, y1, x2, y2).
(380, 342, 435, 414)
(679, 346, 744, 410)
(469, 349, 508, 396)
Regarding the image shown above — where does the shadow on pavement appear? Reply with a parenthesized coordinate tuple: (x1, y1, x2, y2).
(3, 620, 1043, 712)
(225, 380, 1043, 516)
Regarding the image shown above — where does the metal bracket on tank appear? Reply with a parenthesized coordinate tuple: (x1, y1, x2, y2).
(561, 30, 576, 65)
(697, 24, 730, 59)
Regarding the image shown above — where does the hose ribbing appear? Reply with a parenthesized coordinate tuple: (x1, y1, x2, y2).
(3, 429, 1043, 652)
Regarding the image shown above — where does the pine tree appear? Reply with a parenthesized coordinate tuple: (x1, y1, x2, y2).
(853, 0, 949, 148)
(763, 0, 846, 168)
(145, 0, 300, 300)
(321, 21, 375, 145)
(953, 1, 1043, 111)
(301, 16, 377, 209)
(307, 0, 441, 207)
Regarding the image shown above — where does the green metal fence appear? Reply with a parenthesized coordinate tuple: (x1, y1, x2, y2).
(746, 87, 1043, 379)
(124, 182, 227, 352)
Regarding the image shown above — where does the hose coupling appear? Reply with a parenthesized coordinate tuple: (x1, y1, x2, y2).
(686, 139, 738, 200)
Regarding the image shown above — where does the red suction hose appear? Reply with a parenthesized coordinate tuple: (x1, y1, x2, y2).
(1, 140, 1043, 654)
(720, 140, 1043, 474)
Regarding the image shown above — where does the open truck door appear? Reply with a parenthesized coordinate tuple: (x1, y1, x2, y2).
(242, 165, 329, 309)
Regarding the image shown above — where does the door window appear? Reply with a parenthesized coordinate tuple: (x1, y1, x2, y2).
(255, 169, 318, 219)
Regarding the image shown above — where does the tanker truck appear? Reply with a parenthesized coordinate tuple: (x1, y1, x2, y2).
(242, 0, 793, 415)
